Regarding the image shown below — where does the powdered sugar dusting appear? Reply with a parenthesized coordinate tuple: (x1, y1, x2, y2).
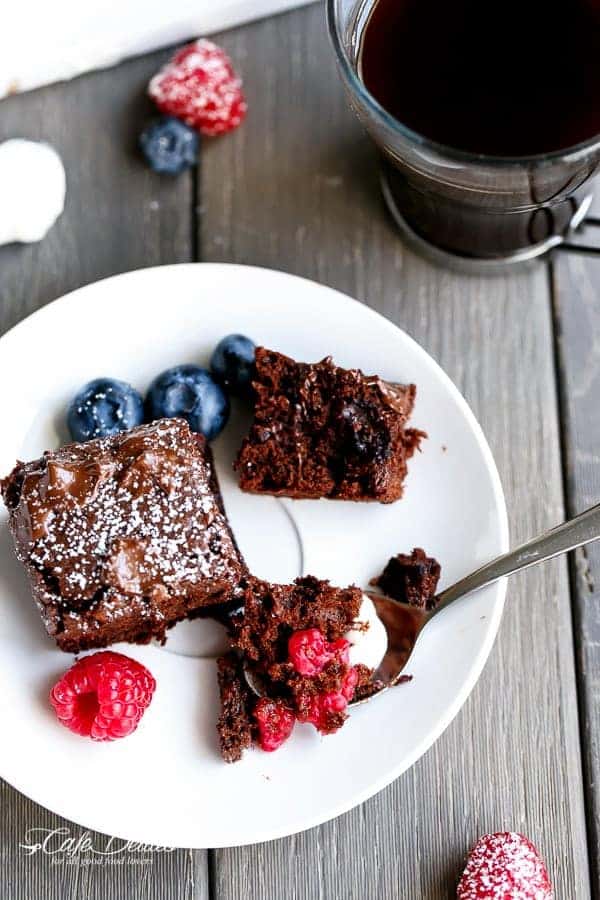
(5, 419, 243, 637)
(457, 832, 553, 899)
(148, 39, 247, 136)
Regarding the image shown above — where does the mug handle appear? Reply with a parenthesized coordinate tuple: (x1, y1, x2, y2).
(557, 216, 600, 256)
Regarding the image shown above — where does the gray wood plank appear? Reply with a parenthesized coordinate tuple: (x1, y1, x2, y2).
(552, 195, 600, 897)
(0, 53, 207, 900)
(202, 6, 590, 898)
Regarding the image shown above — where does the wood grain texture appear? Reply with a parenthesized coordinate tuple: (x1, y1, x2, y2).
(0, 50, 192, 334)
(553, 193, 600, 898)
(0, 52, 208, 900)
(202, 6, 590, 898)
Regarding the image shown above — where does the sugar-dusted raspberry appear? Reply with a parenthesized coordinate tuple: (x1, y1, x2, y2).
(148, 39, 247, 137)
(49, 651, 156, 741)
(288, 628, 334, 676)
(457, 832, 553, 899)
(254, 698, 295, 752)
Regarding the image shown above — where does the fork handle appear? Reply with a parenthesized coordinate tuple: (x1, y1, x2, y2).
(433, 502, 600, 614)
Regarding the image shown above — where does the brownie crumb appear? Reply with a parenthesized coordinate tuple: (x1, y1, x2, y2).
(235, 347, 426, 503)
(352, 663, 387, 701)
(373, 548, 441, 610)
(216, 653, 255, 764)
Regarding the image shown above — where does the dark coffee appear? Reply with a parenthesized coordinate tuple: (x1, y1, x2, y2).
(360, 0, 600, 157)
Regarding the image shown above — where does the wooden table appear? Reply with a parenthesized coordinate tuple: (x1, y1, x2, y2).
(1, 5, 599, 897)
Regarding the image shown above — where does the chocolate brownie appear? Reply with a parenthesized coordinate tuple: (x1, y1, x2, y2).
(373, 547, 441, 610)
(216, 576, 373, 762)
(234, 348, 425, 503)
(1, 419, 245, 652)
(216, 653, 254, 763)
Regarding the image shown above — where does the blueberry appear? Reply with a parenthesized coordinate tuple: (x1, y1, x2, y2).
(145, 365, 230, 440)
(139, 116, 199, 175)
(340, 401, 390, 462)
(210, 334, 256, 395)
(67, 378, 144, 442)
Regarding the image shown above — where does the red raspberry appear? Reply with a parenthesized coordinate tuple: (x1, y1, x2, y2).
(457, 832, 553, 899)
(298, 690, 348, 734)
(341, 666, 359, 701)
(254, 698, 295, 752)
(330, 637, 351, 666)
(288, 628, 335, 676)
(148, 39, 247, 136)
(49, 651, 156, 741)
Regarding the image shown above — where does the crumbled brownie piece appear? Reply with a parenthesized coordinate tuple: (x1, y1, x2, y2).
(231, 575, 363, 668)
(234, 348, 425, 503)
(1, 419, 246, 652)
(216, 653, 255, 763)
(373, 548, 441, 610)
(215, 576, 373, 761)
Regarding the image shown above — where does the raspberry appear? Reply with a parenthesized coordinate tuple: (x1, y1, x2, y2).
(49, 651, 156, 741)
(297, 689, 348, 734)
(254, 698, 295, 752)
(298, 669, 360, 733)
(310, 691, 347, 733)
(457, 832, 553, 899)
(288, 631, 360, 733)
(330, 637, 351, 666)
(341, 666, 359, 701)
(148, 39, 247, 137)
(288, 628, 334, 676)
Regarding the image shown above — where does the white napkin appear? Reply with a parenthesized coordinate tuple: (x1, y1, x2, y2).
(0, 0, 315, 98)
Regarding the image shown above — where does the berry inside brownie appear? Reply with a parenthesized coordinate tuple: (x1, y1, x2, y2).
(234, 348, 425, 503)
(0, 419, 245, 653)
(216, 576, 380, 762)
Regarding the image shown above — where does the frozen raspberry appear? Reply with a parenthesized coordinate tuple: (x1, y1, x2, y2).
(288, 628, 335, 676)
(254, 698, 295, 752)
(148, 39, 247, 137)
(49, 651, 156, 741)
(457, 832, 553, 899)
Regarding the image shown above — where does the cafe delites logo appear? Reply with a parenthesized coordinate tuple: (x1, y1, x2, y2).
(20, 826, 176, 865)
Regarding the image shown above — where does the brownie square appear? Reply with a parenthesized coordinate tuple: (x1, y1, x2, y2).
(1, 419, 245, 652)
(373, 547, 441, 610)
(235, 348, 425, 503)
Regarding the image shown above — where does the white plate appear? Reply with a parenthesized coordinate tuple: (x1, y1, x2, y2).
(0, 264, 508, 848)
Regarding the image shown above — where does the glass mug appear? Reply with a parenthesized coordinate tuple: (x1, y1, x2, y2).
(327, 0, 600, 269)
